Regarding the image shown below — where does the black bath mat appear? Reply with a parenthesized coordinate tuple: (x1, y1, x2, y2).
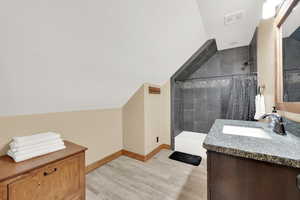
(169, 151, 202, 166)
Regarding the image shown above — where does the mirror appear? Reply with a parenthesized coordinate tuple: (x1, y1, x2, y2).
(281, 1, 300, 102)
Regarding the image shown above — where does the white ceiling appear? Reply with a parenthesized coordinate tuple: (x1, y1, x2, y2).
(197, 0, 263, 50)
(0, 0, 208, 116)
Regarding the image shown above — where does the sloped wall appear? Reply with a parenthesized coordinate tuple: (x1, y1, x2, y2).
(0, 0, 207, 116)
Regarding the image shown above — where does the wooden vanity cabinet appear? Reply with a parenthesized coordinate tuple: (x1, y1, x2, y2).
(0, 141, 87, 200)
(207, 151, 300, 200)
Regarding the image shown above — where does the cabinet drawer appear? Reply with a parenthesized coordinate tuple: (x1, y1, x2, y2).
(8, 155, 82, 200)
(208, 151, 300, 200)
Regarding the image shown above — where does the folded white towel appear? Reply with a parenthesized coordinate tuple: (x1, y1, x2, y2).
(10, 132, 61, 148)
(7, 144, 66, 162)
(11, 143, 65, 156)
(13, 132, 60, 143)
(10, 139, 64, 153)
(254, 95, 266, 120)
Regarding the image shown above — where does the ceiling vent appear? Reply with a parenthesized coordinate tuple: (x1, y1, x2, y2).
(224, 10, 245, 25)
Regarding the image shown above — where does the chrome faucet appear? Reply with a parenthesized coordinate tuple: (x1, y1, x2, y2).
(260, 113, 286, 135)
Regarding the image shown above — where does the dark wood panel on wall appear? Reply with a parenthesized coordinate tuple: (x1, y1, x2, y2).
(207, 151, 300, 200)
(148, 87, 161, 94)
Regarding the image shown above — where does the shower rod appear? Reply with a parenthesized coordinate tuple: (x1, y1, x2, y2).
(176, 72, 257, 82)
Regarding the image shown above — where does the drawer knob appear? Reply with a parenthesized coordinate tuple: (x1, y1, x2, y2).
(297, 174, 300, 190)
(44, 168, 57, 176)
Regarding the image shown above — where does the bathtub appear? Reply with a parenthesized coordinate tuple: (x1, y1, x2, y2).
(175, 131, 207, 159)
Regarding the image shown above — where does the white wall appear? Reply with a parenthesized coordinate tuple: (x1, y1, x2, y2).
(0, 0, 207, 116)
(257, 18, 300, 122)
(122, 82, 171, 156)
(144, 82, 171, 154)
(144, 83, 163, 154)
(122, 85, 145, 155)
(257, 19, 276, 113)
(0, 108, 123, 165)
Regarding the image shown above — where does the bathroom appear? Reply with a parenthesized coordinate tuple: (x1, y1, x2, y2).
(1, 0, 300, 200)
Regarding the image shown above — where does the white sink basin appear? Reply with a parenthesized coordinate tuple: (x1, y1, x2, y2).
(223, 125, 271, 139)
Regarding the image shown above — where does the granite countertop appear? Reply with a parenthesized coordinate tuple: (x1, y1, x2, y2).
(203, 119, 300, 168)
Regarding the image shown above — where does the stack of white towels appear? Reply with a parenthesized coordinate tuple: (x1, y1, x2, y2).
(7, 132, 65, 162)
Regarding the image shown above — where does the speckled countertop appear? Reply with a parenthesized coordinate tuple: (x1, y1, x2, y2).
(203, 119, 300, 168)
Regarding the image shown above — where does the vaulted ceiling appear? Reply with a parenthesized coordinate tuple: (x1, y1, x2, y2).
(0, 0, 207, 116)
(0, 0, 264, 116)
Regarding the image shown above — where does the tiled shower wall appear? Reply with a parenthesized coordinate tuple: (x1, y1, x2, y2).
(180, 79, 231, 133)
(181, 46, 255, 133)
(173, 82, 184, 137)
(188, 46, 251, 79)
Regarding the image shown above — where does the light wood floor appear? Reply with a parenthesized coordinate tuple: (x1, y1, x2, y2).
(86, 150, 207, 200)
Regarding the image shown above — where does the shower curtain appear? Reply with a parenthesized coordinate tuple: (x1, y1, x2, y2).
(181, 75, 257, 133)
(225, 75, 257, 120)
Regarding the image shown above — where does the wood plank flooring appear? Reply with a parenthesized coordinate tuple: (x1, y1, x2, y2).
(86, 150, 207, 200)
